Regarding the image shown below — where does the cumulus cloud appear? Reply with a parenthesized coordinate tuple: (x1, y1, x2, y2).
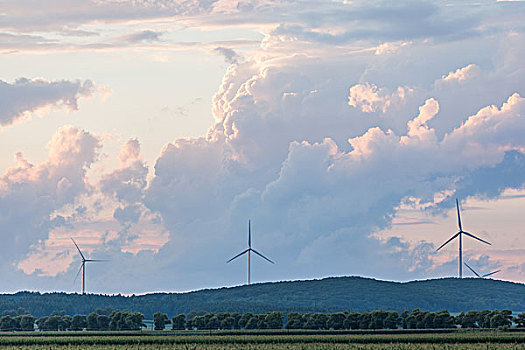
(348, 83, 413, 113)
(4, 0, 525, 292)
(142, 47, 525, 290)
(438, 64, 481, 84)
(0, 78, 98, 127)
(0, 126, 101, 264)
(100, 138, 148, 204)
(12, 136, 168, 290)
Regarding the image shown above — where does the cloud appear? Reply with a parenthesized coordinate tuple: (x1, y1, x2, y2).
(122, 30, 162, 43)
(438, 64, 481, 84)
(4, 0, 525, 292)
(12, 137, 168, 288)
(2, 0, 523, 54)
(348, 83, 413, 113)
(142, 46, 525, 290)
(0, 78, 99, 127)
(0, 126, 101, 263)
(214, 47, 241, 64)
(100, 138, 148, 204)
(267, 1, 485, 44)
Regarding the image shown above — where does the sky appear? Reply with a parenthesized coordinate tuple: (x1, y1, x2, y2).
(0, 0, 524, 295)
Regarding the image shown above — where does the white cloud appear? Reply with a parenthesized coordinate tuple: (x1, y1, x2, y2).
(13, 137, 168, 286)
(3, 0, 525, 292)
(2, 0, 522, 54)
(0, 78, 99, 127)
(348, 83, 413, 114)
(438, 64, 481, 84)
(141, 45, 525, 290)
(0, 126, 101, 264)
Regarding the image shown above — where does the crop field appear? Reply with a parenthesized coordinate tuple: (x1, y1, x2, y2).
(0, 331, 523, 349)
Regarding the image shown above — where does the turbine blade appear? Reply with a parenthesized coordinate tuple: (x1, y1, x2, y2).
(463, 231, 491, 246)
(251, 248, 274, 264)
(71, 238, 86, 260)
(456, 198, 463, 232)
(74, 263, 83, 284)
(85, 259, 109, 262)
(482, 270, 501, 278)
(435, 232, 460, 252)
(248, 220, 251, 248)
(464, 262, 481, 278)
(227, 248, 250, 263)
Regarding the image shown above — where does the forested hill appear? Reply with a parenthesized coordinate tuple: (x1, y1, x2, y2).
(1, 277, 524, 318)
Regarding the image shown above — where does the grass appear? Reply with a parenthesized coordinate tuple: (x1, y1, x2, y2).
(0, 330, 523, 349)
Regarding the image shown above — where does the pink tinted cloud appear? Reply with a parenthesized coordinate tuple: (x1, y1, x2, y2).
(0, 78, 100, 127)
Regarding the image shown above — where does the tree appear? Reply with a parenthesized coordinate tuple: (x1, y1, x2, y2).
(191, 316, 206, 330)
(129, 312, 146, 330)
(384, 311, 400, 329)
(231, 313, 241, 329)
(327, 313, 346, 330)
(405, 309, 429, 329)
(457, 311, 479, 328)
(422, 312, 434, 329)
(153, 312, 170, 330)
(36, 317, 48, 331)
(400, 310, 410, 329)
(172, 314, 186, 330)
(109, 311, 144, 330)
(369, 310, 388, 329)
(515, 312, 525, 328)
(239, 313, 254, 329)
(304, 313, 328, 330)
(186, 318, 193, 330)
(206, 315, 220, 330)
(433, 311, 454, 328)
(264, 312, 283, 329)
(97, 315, 110, 331)
(344, 312, 361, 330)
(285, 313, 304, 329)
(45, 316, 61, 331)
(0, 316, 15, 331)
(244, 316, 258, 329)
(221, 316, 235, 330)
(256, 314, 267, 329)
(58, 315, 72, 331)
(70, 315, 87, 331)
(478, 310, 492, 328)
(358, 313, 371, 329)
(18, 315, 36, 331)
(87, 312, 99, 330)
(490, 311, 512, 328)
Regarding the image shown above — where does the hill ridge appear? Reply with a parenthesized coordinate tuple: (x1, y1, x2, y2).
(1, 276, 524, 317)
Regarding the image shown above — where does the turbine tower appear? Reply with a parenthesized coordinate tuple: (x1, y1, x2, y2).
(436, 198, 491, 278)
(71, 238, 107, 295)
(227, 220, 274, 285)
(464, 262, 501, 278)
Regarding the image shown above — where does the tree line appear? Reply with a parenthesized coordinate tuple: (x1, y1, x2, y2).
(1, 308, 524, 331)
(153, 311, 284, 330)
(159, 309, 524, 331)
(0, 308, 145, 331)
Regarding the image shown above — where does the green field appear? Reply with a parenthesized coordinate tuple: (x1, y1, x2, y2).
(0, 330, 524, 349)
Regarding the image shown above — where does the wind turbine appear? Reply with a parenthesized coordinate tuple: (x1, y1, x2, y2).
(464, 262, 501, 278)
(436, 198, 491, 278)
(71, 238, 107, 295)
(227, 220, 274, 285)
